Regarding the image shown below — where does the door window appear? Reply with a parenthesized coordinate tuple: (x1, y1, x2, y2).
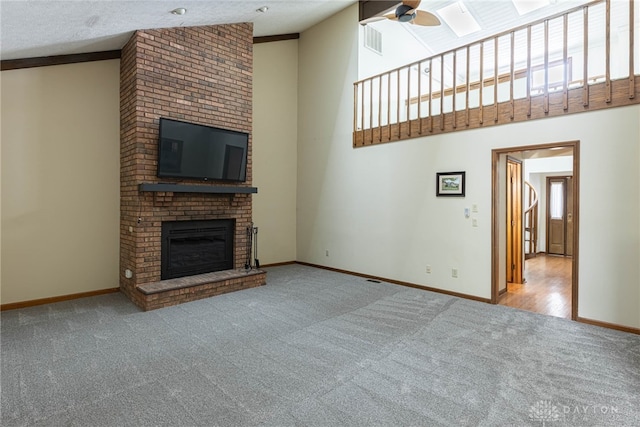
(550, 181, 564, 220)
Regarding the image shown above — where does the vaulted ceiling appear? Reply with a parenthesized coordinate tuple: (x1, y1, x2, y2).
(369, 0, 593, 57)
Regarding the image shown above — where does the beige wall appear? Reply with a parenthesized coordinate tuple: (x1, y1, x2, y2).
(297, 4, 640, 329)
(0, 39, 300, 304)
(253, 40, 298, 265)
(1, 60, 120, 304)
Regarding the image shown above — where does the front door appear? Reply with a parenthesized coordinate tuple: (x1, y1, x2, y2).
(547, 176, 573, 256)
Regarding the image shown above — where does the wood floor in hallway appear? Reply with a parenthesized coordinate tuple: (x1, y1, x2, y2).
(499, 254, 572, 319)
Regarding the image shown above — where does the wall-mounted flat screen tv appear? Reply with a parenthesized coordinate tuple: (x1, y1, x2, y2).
(157, 117, 248, 182)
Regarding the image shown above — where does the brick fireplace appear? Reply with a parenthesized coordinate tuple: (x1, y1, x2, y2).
(119, 23, 265, 311)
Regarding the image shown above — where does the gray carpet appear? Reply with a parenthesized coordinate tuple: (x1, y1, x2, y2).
(1, 264, 639, 426)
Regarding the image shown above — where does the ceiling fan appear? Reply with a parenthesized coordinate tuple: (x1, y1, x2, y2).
(362, 0, 441, 27)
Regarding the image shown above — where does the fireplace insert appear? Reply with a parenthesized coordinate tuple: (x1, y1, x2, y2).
(161, 219, 234, 280)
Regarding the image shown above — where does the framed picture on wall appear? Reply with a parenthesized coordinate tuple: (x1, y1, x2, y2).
(436, 172, 465, 197)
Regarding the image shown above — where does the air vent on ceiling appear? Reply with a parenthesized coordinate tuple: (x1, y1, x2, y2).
(364, 25, 382, 55)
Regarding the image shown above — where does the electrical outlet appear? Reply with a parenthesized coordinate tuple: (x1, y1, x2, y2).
(325, 250, 329, 257)
(472, 218, 478, 227)
(426, 265, 432, 274)
(472, 204, 478, 213)
(452, 268, 458, 278)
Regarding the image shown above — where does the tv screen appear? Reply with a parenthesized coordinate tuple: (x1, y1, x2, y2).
(157, 118, 248, 182)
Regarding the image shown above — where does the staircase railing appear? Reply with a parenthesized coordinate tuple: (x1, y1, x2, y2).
(525, 181, 539, 258)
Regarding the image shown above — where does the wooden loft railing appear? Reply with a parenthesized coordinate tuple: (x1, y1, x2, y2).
(353, 0, 640, 148)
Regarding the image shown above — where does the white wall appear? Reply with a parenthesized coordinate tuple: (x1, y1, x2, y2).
(0, 72, 3, 297)
(297, 4, 640, 329)
(525, 156, 573, 177)
(252, 40, 298, 265)
(1, 60, 121, 304)
(358, 20, 432, 79)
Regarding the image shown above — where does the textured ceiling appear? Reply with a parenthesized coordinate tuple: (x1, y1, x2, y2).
(0, 0, 356, 60)
(0, 0, 598, 62)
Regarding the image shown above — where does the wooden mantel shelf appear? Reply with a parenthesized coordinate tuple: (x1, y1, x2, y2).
(138, 183, 257, 194)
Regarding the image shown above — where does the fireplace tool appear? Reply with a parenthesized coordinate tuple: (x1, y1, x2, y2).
(245, 223, 254, 270)
(253, 226, 260, 269)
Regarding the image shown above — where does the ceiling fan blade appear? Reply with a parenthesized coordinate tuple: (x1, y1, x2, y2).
(384, 12, 399, 21)
(403, 0, 422, 10)
(411, 10, 441, 26)
(360, 15, 387, 25)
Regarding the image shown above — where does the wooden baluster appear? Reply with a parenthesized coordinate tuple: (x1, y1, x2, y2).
(418, 61, 422, 134)
(370, 78, 374, 144)
(361, 79, 365, 136)
(453, 50, 457, 129)
(605, 0, 611, 103)
(378, 76, 382, 142)
(510, 32, 515, 120)
(494, 37, 499, 122)
(387, 72, 391, 141)
(407, 67, 411, 136)
(353, 83, 357, 146)
(466, 45, 470, 126)
(440, 54, 445, 130)
(563, 14, 569, 110)
(397, 69, 401, 138)
(429, 59, 433, 132)
(479, 43, 484, 124)
(630, 0, 636, 98)
(583, 6, 589, 106)
(527, 26, 532, 116)
(544, 20, 550, 114)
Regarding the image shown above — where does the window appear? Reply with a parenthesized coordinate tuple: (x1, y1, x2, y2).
(550, 181, 564, 220)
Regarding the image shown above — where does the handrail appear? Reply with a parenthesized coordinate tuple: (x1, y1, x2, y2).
(525, 181, 539, 216)
(525, 181, 539, 256)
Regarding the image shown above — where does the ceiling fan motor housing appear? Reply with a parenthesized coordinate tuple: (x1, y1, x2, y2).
(396, 4, 416, 22)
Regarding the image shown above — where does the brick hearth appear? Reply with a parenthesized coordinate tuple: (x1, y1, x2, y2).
(137, 269, 265, 311)
(119, 23, 265, 311)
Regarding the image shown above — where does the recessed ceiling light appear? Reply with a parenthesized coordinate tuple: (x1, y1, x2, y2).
(256, 6, 269, 13)
(171, 8, 187, 16)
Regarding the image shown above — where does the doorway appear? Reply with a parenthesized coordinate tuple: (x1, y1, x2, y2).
(491, 141, 579, 320)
